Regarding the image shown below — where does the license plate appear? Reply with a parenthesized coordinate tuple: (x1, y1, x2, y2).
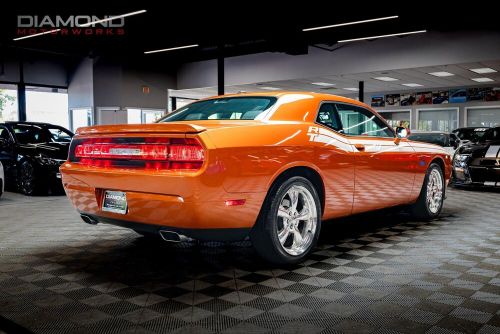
(102, 191, 128, 214)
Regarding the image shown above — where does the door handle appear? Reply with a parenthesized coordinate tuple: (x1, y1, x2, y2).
(354, 143, 365, 151)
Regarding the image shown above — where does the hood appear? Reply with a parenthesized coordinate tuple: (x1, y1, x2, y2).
(18, 142, 70, 160)
(457, 139, 500, 158)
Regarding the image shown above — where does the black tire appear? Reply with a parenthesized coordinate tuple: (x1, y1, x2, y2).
(18, 160, 44, 196)
(251, 176, 322, 265)
(410, 162, 445, 220)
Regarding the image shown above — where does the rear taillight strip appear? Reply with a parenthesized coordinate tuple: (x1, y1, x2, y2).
(71, 137, 205, 170)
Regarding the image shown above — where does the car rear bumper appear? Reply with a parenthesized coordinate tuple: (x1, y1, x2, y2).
(60, 164, 266, 231)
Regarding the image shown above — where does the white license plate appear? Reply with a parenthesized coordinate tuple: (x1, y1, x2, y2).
(102, 191, 128, 214)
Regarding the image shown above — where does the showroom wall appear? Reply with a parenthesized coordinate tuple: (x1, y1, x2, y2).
(177, 31, 500, 89)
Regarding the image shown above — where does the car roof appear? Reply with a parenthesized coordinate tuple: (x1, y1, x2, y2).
(409, 131, 448, 135)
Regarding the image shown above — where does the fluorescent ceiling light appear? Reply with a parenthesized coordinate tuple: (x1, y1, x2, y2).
(144, 44, 199, 54)
(471, 77, 494, 82)
(338, 29, 426, 43)
(303, 15, 398, 32)
(428, 71, 454, 77)
(402, 83, 423, 87)
(469, 67, 497, 74)
(14, 9, 147, 41)
(373, 76, 399, 82)
(311, 82, 335, 86)
(343, 87, 359, 91)
(259, 86, 281, 90)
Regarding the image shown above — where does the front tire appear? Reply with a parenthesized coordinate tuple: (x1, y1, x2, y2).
(18, 161, 43, 196)
(410, 162, 445, 220)
(251, 176, 322, 265)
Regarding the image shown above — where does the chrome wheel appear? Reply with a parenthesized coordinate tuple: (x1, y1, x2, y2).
(426, 168, 443, 214)
(276, 185, 318, 256)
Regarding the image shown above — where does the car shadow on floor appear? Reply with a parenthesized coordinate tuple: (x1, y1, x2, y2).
(37, 206, 461, 289)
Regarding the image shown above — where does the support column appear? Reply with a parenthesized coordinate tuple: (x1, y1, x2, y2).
(358, 81, 364, 103)
(217, 45, 224, 96)
(18, 57, 26, 121)
(170, 96, 177, 111)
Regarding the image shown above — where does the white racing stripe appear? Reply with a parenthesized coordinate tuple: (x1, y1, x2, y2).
(485, 145, 500, 158)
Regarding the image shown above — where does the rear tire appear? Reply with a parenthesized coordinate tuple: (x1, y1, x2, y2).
(410, 162, 445, 220)
(251, 176, 322, 265)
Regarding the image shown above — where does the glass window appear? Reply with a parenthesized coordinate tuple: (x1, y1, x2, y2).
(160, 97, 277, 122)
(11, 124, 72, 144)
(48, 127, 73, 143)
(467, 107, 500, 127)
(71, 108, 92, 132)
(335, 104, 393, 137)
(0, 85, 18, 122)
(408, 133, 449, 147)
(316, 103, 342, 131)
(26, 88, 69, 128)
(127, 108, 142, 124)
(418, 109, 458, 132)
(479, 127, 500, 142)
(378, 111, 410, 129)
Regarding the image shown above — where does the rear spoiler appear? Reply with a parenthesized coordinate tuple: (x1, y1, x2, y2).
(75, 123, 206, 135)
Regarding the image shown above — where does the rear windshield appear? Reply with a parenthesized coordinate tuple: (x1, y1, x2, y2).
(408, 133, 449, 147)
(453, 128, 488, 142)
(159, 97, 277, 122)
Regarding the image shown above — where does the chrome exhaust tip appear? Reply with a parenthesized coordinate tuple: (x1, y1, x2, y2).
(80, 214, 98, 225)
(159, 230, 190, 243)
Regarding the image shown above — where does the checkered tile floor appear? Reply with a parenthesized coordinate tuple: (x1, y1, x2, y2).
(0, 188, 499, 334)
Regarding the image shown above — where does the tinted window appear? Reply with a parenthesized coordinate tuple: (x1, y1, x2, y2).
(159, 97, 277, 122)
(335, 104, 393, 137)
(408, 133, 449, 147)
(0, 127, 12, 143)
(316, 103, 342, 131)
(11, 125, 73, 144)
(480, 127, 500, 142)
(48, 128, 73, 143)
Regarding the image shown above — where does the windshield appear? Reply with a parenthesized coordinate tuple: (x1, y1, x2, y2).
(159, 97, 277, 122)
(12, 124, 73, 144)
(454, 128, 488, 142)
(408, 133, 449, 147)
(479, 127, 500, 142)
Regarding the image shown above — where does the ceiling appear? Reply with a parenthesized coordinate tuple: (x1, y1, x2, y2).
(170, 60, 500, 99)
(1, 2, 499, 62)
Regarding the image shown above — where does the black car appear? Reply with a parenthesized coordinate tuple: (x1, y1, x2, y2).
(453, 127, 500, 187)
(0, 122, 74, 195)
(407, 131, 460, 155)
(452, 127, 490, 145)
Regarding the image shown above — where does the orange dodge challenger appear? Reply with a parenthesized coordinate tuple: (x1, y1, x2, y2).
(61, 92, 451, 264)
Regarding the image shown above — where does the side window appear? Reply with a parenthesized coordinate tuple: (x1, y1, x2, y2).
(316, 103, 342, 131)
(335, 104, 393, 138)
(0, 127, 12, 143)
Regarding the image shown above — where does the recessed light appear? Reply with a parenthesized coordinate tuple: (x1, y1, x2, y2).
(343, 87, 359, 91)
(402, 83, 423, 87)
(373, 76, 399, 82)
(469, 68, 497, 74)
(471, 77, 494, 82)
(338, 30, 426, 43)
(311, 82, 336, 86)
(428, 71, 454, 77)
(303, 15, 398, 32)
(259, 86, 281, 90)
(144, 44, 199, 54)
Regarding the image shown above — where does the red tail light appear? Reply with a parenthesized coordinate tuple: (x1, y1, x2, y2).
(72, 138, 205, 170)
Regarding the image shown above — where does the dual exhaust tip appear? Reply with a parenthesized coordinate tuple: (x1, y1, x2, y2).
(79, 214, 190, 243)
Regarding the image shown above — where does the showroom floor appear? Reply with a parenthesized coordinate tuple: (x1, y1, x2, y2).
(0, 188, 499, 334)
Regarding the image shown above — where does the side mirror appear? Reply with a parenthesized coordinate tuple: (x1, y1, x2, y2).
(395, 126, 408, 138)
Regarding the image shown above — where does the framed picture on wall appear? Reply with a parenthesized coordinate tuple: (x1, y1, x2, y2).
(432, 91, 449, 104)
(467, 87, 491, 101)
(416, 91, 432, 105)
(371, 95, 385, 107)
(385, 94, 400, 106)
(449, 88, 467, 103)
(400, 93, 416, 106)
